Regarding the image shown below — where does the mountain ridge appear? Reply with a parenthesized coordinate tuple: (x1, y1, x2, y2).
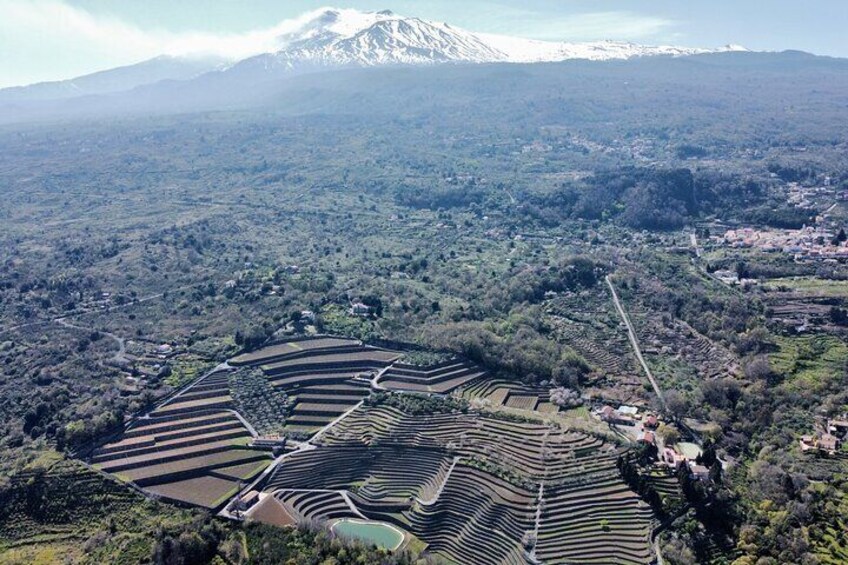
(0, 7, 747, 103)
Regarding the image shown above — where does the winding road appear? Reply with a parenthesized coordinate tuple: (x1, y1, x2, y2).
(0, 283, 204, 336)
(55, 317, 127, 365)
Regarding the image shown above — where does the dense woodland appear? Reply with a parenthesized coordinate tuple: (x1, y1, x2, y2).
(1, 52, 848, 564)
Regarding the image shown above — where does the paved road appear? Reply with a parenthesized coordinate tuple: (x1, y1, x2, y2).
(606, 275, 667, 409)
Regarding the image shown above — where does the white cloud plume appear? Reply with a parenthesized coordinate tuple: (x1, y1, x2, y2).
(0, 0, 338, 87)
(0, 1, 677, 88)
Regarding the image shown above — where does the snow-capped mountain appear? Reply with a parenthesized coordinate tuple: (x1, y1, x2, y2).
(226, 8, 743, 77)
(0, 7, 749, 103)
(231, 9, 506, 76)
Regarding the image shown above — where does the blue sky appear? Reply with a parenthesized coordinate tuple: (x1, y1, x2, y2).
(1, 0, 847, 88)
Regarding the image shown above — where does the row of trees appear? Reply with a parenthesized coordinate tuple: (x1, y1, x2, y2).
(424, 322, 591, 387)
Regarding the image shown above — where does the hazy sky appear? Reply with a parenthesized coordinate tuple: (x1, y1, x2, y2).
(1, 0, 847, 88)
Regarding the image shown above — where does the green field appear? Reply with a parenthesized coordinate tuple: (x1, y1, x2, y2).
(764, 277, 848, 297)
(772, 334, 848, 394)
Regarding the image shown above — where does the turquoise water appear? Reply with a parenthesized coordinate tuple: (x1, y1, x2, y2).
(331, 519, 404, 550)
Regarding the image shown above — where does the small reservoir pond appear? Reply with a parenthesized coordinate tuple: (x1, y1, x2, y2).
(331, 518, 405, 550)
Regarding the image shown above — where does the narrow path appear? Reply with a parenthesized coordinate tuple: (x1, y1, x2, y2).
(528, 481, 545, 563)
(310, 400, 365, 444)
(218, 444, 317, 520)
(606, 275, 666, 409)
(417, 456, 461, 505)
(339, 491, 368, 519)
(689, 231, 702, 258)
(370, 365, 391, 391)
(654, 537, 665, 565)
(227, 409, 259, 438)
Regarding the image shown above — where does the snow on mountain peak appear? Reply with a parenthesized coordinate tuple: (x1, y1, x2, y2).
(229, 7, 747, 77)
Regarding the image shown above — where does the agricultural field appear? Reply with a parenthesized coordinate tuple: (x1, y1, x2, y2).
(256, 396, 654, 565)
(763, 276, 848, 299)
(85, 337, 500, 517)
(75, 335, 667, 564)
(771, 334, 848, 395)
(545, 287, 645, 403)
(234, 336, 403, 437)
(86, 369, 272, 510)
(759, 276, 848, 332)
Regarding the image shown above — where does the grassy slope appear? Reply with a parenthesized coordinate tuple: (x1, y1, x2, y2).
(772, 334, 848, 395)
(0, 451, 209, 565)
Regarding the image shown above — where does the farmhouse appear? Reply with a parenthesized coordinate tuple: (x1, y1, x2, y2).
(351, 302, 372, 316)
(662, 447, 687, 467)
(819, 434, 839, 453)
(689, 464, 710, 481)
(619, 405, 640, 417)
(252, 435, 287, 448)
(638, 431, 656, 445)
(800, 433, 841, 455)
(599, 405, 636, 426)
(828, 419, 848, 438)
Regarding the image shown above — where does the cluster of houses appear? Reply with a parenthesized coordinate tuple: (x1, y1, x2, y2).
(660, 446, 711, 481)
(598, 404, 714, 481)
(712, 269, 758, 287)
(800, 417, 848, 456)
(785, 179, 843, 209)
(717, 225, 848, 261)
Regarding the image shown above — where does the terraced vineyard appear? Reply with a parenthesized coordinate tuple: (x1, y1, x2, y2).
(461, 379, 557, 414)
(88, 370, 272, 510)
(629, 313, 740, 384)
(232, 336, 403, 436)
(545, 289, 645, 403)
(85, 336, 657, 562)
(379, 359, 487, 394)
(261, 401, 655, 565)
